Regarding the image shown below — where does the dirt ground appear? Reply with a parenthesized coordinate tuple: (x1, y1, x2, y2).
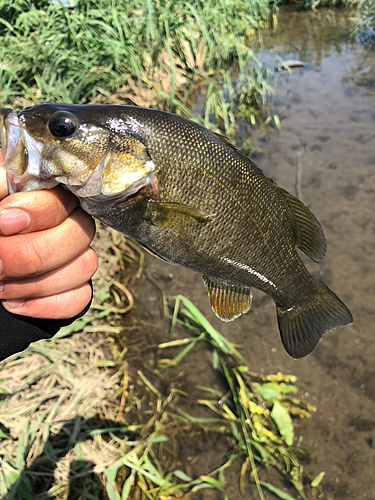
(125, 8, 375, 499)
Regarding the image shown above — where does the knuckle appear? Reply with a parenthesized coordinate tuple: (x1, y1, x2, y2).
(59, 284, 92, 317)
(84, 248, 99, 276)
(72, 208, 96, 242)
(47, 187, 79, 223)
(46, 195, 70, 227)
(73, 248, 98, 282)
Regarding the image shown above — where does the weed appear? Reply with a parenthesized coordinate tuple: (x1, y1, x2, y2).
(159, 295, 322, 500)
(353, 0, 375, 44)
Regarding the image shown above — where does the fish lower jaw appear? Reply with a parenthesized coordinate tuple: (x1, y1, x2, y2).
(2, 113, 54, 193)
(7, 172, 59, 194)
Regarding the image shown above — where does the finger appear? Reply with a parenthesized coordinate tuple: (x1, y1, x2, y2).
(1, 282, 93, 319)
(0, 185, 80, 236)
(0, 248, 97, 299)
(0, 207, 96, 279)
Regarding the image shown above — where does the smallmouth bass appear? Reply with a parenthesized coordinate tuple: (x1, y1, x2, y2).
(0, 104, 353, 358)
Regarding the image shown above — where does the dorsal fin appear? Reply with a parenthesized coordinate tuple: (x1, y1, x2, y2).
(278, 188, 326, 263)
(204, 277, 252, 322)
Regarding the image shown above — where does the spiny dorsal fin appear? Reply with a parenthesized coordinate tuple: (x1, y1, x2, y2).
(204, 277, 252, 322)
(145, 201, 215, 230)
(278, 188, 326, 263)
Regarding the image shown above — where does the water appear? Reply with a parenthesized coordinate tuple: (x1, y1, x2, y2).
(246, 9, 375, 498)
(133, 7, 375, 499)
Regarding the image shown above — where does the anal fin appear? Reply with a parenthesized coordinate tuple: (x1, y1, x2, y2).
(204, 277, 252, 322)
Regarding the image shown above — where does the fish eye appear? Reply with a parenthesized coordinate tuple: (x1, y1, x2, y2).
(48, 112, 77, 138)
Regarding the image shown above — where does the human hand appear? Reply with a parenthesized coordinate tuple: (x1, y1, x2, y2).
(0, 149, 98, 319)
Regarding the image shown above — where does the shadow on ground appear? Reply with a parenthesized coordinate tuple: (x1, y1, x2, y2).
(4, 417, 120, 500)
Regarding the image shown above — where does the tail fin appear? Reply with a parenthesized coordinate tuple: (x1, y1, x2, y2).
(277, 281, 353, 359)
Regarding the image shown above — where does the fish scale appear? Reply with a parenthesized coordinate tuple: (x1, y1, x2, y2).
(0, 104, 353, 358)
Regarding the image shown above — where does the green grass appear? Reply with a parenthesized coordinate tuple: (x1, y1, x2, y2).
(0, 0, 276, 138)
(0, 1, 339, 495)
(160, 295, 323, 500)
(353, 0, 375, 43)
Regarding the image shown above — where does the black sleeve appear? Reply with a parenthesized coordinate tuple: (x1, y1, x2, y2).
(0, 282, 93, 362)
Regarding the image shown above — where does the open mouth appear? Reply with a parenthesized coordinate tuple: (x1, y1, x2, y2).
(0, 110, 24, 174)
(0, 109, 59, 194)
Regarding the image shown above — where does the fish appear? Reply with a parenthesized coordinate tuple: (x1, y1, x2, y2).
(0, 104, 353, 358)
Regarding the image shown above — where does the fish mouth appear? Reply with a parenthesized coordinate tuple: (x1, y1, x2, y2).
(0, 109, 59, 194)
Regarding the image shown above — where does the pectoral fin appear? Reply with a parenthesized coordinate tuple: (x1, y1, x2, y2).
(204, 277, 252, 322)
(145, 200, 215, 229)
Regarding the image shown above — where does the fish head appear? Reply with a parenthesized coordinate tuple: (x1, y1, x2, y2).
(0, 104, 157, 201)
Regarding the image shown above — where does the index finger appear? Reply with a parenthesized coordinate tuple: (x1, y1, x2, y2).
(0, 186, 80, 235)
